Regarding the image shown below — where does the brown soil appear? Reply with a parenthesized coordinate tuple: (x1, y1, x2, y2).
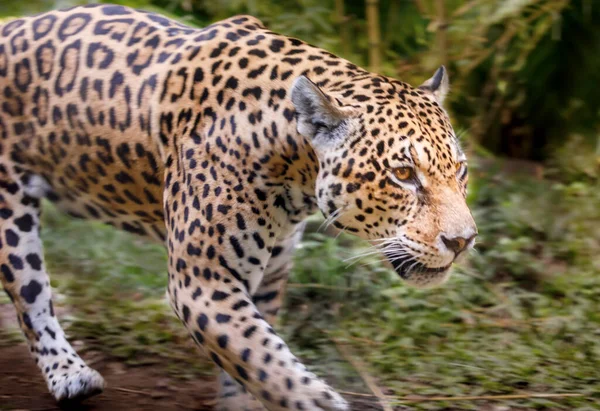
(0, 343, 218, 411)
(0, 300, 382, 411)
(0, 340, 383, 411)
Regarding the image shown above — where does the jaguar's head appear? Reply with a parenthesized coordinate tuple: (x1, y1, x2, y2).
(291, 67, 477, 288)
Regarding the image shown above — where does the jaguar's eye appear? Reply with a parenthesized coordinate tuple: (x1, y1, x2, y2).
(392, 167, 414, 182)
(456, 162, 468, 180)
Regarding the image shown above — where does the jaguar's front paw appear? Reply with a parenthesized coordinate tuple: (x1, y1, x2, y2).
(49, 366, 105, 403)
(292, 377, 348, 411)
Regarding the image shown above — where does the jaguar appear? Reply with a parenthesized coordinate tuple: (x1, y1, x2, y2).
(0, 5, 477, 410)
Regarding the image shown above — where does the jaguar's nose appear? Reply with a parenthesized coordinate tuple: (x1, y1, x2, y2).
(441, 233, 477, 255)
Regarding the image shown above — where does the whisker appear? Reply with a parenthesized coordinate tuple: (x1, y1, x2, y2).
(325, 205, 355, 234)
(345, 250, 412, 269)
(370, 236, 397, 242)
(385, 252, 412, 261)
(406, 260, 421, 274)
(343, 250, 382, 262)
(344, 242, 406, 262)
(318, 207, 343, 232)
(343, 242, 411, 269)
(356, 259, 391, 270)
(393, 256, 415, 274)
(334, 224, 349, 239)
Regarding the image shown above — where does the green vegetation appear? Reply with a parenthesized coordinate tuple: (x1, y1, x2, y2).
(1, 157, 597, 408)
(283, 150, 600, 409)
(3, 0, 598, 160)
(1, 0, 599, 409)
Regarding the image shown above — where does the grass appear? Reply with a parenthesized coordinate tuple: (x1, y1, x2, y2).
(287, 160, 600, 409)
(36, 205, 214, 378)
(1, 159, 598, 409)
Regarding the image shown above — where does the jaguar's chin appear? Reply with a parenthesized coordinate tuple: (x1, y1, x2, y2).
(387, 258, 453, 288)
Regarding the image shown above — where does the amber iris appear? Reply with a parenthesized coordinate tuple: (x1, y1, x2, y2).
(392, 167, 414, 181)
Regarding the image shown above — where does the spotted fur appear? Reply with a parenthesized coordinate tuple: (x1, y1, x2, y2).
(0, 5, 476, 410)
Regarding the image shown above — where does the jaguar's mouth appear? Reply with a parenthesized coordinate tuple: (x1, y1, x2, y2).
(393, 261, 452, 279)
(383, 254, 453, 288)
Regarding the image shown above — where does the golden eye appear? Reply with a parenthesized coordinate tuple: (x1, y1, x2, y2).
(392, 167, 414, 181)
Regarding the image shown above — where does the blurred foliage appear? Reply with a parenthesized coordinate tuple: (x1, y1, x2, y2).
(2, 0, 599, 160)
(39, 204, 214, 377)
(288, 150, 600, 409)
(0, 152, 593, 408)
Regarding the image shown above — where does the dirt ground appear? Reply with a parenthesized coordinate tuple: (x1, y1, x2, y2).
(0, 298, 384, 411)
(0, 336, 381, 411)
(0, 343, 219, 411)
(0, 306, 554, 411)
(0, 342, 382, 410)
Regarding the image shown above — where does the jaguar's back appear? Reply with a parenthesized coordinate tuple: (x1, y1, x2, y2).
(0, 5, 183, 237)
(0, 5, 286, 239)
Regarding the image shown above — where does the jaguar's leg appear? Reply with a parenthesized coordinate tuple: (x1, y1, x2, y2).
(0, 170, 104, 402)
(217, 225, 305, 411)
(165, 178, 346, 411)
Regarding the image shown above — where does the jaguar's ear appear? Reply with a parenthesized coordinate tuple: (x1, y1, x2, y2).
(291, 76, 346, 144)
(419, 66, 449, 104)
